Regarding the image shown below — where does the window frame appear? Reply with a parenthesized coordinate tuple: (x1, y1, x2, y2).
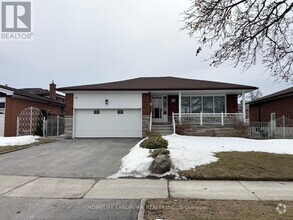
(117, 109, 124, 114)
(181, 95, 226, 114)
(93, 109, 100, 114)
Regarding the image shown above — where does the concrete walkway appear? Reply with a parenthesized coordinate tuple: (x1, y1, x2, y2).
(1, 175, 293, 201)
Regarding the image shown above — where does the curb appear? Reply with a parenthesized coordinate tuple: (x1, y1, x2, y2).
(137, 199, 147, 220)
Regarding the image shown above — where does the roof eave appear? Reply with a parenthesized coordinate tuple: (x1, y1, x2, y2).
(249, 92, 293, 105)
(58, 87, 257, 92)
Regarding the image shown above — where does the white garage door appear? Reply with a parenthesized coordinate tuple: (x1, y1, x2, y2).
(75, 109, 142, 138)
(0, 113, 4, 137)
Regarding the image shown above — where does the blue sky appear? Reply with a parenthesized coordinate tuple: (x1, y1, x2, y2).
(0, 0, 290, 96)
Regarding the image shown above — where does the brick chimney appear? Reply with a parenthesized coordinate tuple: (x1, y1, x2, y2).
(49, 80, 56, 101)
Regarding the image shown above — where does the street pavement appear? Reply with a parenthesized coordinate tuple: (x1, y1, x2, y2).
(1, 175, 293, 219)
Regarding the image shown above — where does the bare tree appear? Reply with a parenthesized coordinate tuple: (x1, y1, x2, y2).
(183, 0, 293, 82)
(248, 89, 263, 101)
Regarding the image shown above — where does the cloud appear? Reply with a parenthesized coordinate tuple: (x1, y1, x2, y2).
(0, 0, 290, 95)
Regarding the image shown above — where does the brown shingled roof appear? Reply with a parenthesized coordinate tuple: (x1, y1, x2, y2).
(0, 84, 64, 106)
(249, 87, 293, 105)
(58, 77, 257, 91)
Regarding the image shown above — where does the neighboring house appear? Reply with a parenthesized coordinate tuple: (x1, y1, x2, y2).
(0, 82, 65, 137)
(249, 87, 293, 122)
(22, 82, 65, 104)
(59, 77, 257, 138)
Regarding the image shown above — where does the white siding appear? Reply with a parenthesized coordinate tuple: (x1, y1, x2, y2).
(75, 109, 142, 138)
(74, 92, 142, 109)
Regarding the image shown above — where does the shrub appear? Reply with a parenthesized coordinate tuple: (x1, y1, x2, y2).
(145, 130, 162, 138)
(176, 123, 191, 135)
(149, 148, 170, 158)
(140, 136, 168, 149)
(234, 118, 249, 137)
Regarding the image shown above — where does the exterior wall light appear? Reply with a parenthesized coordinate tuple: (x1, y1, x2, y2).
(105, 99, 109, 105)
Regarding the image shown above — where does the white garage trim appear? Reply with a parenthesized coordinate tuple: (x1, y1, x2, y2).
(74, 109, 142, 138)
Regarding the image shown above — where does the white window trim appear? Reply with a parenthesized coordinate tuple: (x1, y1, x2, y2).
(181, 95, 227, 113)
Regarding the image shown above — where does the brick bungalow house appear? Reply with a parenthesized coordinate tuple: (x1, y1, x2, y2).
(249, 87, 293, 122)
(0, 82, 65, 137)
(58, 77, 257, 138)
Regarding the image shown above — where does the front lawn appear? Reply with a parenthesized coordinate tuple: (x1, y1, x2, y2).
(111, 135, 293, 179)
(145, 199, 293, 220)
(180, 151, 293, 181)
(0, 138, 55, 154)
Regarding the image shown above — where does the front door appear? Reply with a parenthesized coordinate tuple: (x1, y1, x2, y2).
(152, 96, 168, 123)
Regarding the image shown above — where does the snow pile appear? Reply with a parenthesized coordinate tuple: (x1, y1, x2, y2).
(111, 134, 293, 178)
(0, 136, 39, 147)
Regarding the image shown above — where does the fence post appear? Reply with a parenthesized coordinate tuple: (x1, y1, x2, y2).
(200, 112, 203, 126)
(43, 118, 46, 137)
(283, 116, 286, 138)
(16, 117, 19, 136)
(221, 112, 224, 126)
(57, 115, 60, 136)
(29, 107, 33, 135)
(172, 112, 176, 134)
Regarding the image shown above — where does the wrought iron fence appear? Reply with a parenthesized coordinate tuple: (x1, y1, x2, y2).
(17, 107, 44, 136)
(248, 122, 270, 138)
(248, 116, 293, 139)
(273, 116, 293, 138)
(17, 107, 64, 137)
(44, 116, 65, 137)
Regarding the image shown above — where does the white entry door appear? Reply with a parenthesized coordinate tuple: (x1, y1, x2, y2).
(75, 109, 142, 138)
(152, 96, 168, 123)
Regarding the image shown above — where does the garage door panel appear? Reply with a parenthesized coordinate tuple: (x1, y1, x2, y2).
(75, 109, 142, 138)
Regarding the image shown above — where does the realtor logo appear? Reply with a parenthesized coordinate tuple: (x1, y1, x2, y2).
(1, 0, 34, 40)
(2, 1, 31, 32)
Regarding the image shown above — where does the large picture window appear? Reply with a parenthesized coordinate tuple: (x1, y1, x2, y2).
(181, 97, 190, 113)
(214, 96, 225, 113)
(181, 96, 225, 113)
(203, 96, 213, 113)
(191, 97, 202, 113)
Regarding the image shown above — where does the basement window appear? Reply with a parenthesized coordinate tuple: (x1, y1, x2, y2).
(93, 110, 100, 114)
(117, 110, 124, 114)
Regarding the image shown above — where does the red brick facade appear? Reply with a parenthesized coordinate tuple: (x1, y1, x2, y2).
(142, 93, 238, 116)
(142, 93, 151, 115)
(249, 96, 293, 122)
(4, 97, 64, 137)
(226, 94, 238, 113)
(65, 93, 74, 116)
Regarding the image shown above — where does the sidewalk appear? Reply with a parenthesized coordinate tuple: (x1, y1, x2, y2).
(1, 175, 293, 201)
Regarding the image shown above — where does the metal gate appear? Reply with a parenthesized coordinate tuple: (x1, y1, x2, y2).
(17, 107, 44, 136)
(248, 116, 293, 139)
(44, 115, 65, 136)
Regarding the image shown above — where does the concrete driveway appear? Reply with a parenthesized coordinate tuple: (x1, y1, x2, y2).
(0, 139, 139, 178)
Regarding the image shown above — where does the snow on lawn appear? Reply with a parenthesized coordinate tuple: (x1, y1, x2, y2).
(0, 136, 39, 147)
(110, 134, 293, 178)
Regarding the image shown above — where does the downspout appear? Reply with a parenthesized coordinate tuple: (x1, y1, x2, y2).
(242, 91, 246, 122)
(178, 91, 182, 124)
